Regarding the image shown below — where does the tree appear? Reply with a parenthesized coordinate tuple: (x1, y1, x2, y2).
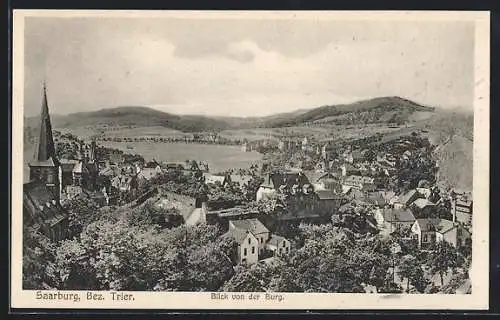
(286, 227, 372, 293)
(22, 226, 59, 289)
(126, 201, 183, 229)
(54, 238, 100, 290)
(63, 196, 101, 236)
(363, 148, 377, 162)
(268, 264, 303, 292)
(52, 219, 236, 292)
(222, 263, 271, 292)
(397, 254, 426, 292)
(186, 240, 235, 291)
(427, 241, 462, 286)
(206, 181, 246, 210)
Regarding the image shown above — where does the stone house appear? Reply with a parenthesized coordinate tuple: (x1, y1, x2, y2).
(411, 218, 471, 249)
(225, 218, 291, 265)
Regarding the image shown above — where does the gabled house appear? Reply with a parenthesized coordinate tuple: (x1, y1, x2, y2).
(411, 218, 471, 249)
(256, 184, 278, 202)
(342, 186, 365, 202)
(314, 190, 343, 215)
(265, 235, 291, 256)
(374, 208, 416, 234)
(363, 192, 387, 207)
(229, 219, 270, 255)
(342, 175, 376, 192)
(379, 190, 396, 204)
(59, 159, 79, 189)
(304, 171, 340, 192)
(98, 164, 120, 177)
(137, 165, 163, 182)
(451, 190, 473, 227)
(72, 161, 90, 187)
(410, 198, 436, 218)
(416, 187, 432, 199)
(111, 175, 138, 192)
(23, 180, 69, 241)
(225, 218, 291, 264)
(203, 173, 230, 186)
(226, 219, 267, 264)
(227, 226, 259, 265)
(256, 170, 309, 201)
(394, 189, 423, 209)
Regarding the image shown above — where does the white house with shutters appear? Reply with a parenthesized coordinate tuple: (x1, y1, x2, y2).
(225, 218, 291, 265)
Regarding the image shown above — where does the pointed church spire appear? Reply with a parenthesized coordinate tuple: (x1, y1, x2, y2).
(33, 82, 58, 165)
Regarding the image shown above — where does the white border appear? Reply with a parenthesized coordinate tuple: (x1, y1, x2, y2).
(11, 10, 490, 310)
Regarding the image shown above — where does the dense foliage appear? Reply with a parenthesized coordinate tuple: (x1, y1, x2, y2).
(23, 128, 468, 293)
(24, 205, 236, 291)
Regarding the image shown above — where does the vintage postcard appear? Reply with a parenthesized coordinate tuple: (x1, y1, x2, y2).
(11, 10, 490, 310)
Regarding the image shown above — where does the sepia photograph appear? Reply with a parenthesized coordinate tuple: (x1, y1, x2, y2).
(11, 10, 490, 310)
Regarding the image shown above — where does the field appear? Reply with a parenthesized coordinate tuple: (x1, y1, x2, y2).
(51, 122, 409, 144)
(219, 124, 408, 142)
(55, 126, 190, 140)
(99, 141, 263, 173)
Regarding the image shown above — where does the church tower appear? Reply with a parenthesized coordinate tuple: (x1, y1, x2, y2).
(29, 84, 61, 202)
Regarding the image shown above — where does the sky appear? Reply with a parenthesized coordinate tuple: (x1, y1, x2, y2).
(23, 16, 475, 117)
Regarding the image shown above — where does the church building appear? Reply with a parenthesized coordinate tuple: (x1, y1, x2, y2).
(24, 84, 69, 241)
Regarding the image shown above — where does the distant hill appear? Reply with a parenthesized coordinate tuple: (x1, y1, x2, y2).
(259, 96, 436, 127)
(211, 108, 311, 128)
(29, 106, 233, 133)
(24, 96, 436, 133)
(23, 96, 473, 191)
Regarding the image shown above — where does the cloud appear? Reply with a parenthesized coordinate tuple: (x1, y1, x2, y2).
(23, 18, 474, 117)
